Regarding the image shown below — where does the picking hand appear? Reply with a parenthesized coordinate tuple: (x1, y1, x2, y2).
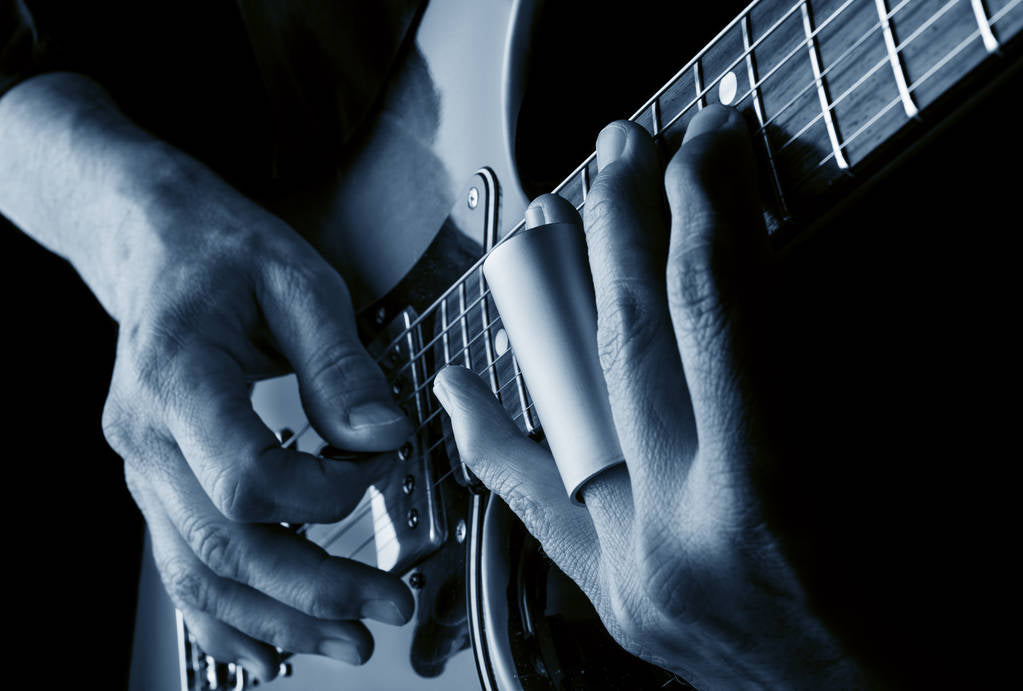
(100, 168, 415, 678)
(434, 106, 866, 688)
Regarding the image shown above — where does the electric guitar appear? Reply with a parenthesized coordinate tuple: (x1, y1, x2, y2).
(129, 0, 1023, 688)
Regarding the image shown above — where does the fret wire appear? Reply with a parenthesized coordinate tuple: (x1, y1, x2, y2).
(324, 0, 1023, 568)
(971, 0, 1000, 52)
(807, 0, 1021, 175)
(801, 1, 849, 169)
(875, 0, 919, 118)
(396, 314, 504, 409)
(479, 271, 501, 395)
(512, 354, 536, 432)
(385, 286, 493, 382)
(365, 0, 815, 365)
(651, 98, 662, 136)
(628, 0, 779, 122)
(660, 0, 857, 137)
(458, 282, 471, 369)
(403, 310, 428, 426)
(384, 0, 886, 413)
(779, 0, 960, 154)
(440, 300, 451, 365)
(581, 165, 590, 201)
(742, 12, 791, 220)
(693, 61, 705, 110)
(757, 0, 909, 136)
(364, 0, 979, 380)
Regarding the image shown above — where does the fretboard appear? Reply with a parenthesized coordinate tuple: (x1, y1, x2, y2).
(398, 0, 1023, 441)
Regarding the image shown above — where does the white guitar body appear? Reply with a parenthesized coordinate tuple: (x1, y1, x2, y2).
(130, 1, 535, 689)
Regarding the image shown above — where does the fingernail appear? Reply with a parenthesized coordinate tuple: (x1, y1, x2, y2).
(432, 376, 450, 408)
(684, 104, 734, 143)
(348, 401, 406, 430)
(318, 639, 363, 665)
(524, 204, 546, 228)
(361, 599, 408, 625)
(596, 124, 627, 170)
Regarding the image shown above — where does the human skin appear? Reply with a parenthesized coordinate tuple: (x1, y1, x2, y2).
(0, 73, 416, 679)
(434, 106, 872, 689)
(0, 68, 870, 686)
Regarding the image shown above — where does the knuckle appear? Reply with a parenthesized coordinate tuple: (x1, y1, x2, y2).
(101, 395, 136, 457)
(633, 523, 687, 619)
(666, 236, 730, 344)
(211, 466, 269, 522)
(583, 180, 629, 238)
(302, 338, 371, 399)
(185, 517, 239, 580)
(596, 280, 662, 382)
(161, 556, 212, 613)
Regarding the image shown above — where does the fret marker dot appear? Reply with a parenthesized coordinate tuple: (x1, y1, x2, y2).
(494, 329, 509, 356)
(718, 72, 737, 105)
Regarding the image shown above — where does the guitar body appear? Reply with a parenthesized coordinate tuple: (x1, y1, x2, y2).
(130, 0, 1023, 688)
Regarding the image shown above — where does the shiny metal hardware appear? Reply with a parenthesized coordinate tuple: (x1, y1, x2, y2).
(483, 221, 625, 503)
(302, 308, 446, 575)
(467, 186, 480, 209)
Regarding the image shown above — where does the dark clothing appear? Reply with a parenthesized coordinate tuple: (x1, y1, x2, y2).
(1, 0, 424, 191)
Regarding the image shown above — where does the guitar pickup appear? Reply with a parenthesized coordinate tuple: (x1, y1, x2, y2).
(303, 308, 447, 575)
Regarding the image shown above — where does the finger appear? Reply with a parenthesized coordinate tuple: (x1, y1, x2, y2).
(582, 121, 697, 501)
(140, 476, 376, 665)
(255, 250, 412, 451)
(433, 365, 602, 596)
(179, 608, 281, 682)
(664, 104, 766, 451)
(133, 445, 414, 624)
(163, 345, 382, 523)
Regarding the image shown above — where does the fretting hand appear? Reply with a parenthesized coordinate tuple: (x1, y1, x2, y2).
(434, 105, 868, 688)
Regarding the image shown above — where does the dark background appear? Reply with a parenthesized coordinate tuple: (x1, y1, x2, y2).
(3, 1, 1019, 688)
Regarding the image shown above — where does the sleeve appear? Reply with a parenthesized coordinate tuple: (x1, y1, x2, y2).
(0, 0, 47, 99)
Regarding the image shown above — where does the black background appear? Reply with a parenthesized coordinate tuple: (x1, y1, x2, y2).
(3, 1, 1019, 688)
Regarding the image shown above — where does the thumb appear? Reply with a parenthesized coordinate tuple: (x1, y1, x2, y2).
(256, 252, 411, 451)
(433, 365, 600, 594)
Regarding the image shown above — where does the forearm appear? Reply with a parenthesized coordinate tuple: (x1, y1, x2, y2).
(0, 72, 215, 320)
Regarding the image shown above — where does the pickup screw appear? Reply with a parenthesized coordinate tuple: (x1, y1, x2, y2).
(391, 382, 402, 396)
(407, 507, 419, 529)
(398, 443, 412, 461)
(376, 306, 387, 324)
(455, 519, 467, 543)
(402, 475, 415, 495)
(389, 345, 401, 363)
(409, 571, 425, 589)
(467, 187, 479, 209)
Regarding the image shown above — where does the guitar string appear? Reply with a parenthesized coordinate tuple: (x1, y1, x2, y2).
(288, 2, 1007, 557)
(798, 0, 1020, 179)
(754, 0, 913, 135)
(379, 0, 927, 405)
(775, 0, 958, 153)
(375, 0, 900, 393)
(370, 0, 832, 375)
(364, 0, 852, 363)
(349, 0, 1018, 558)
(315, 359, 537, 554)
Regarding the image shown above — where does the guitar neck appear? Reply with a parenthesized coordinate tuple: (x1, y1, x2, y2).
(393, 0, 1023, 440)
(549, 0, 1023, 236)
